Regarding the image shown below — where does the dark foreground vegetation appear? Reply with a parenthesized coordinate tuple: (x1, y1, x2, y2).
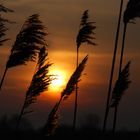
(0, 115, 140, 140)
(1, 126, 140, 140)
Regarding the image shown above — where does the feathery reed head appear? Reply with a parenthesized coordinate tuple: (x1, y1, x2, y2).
(38, 46, 48, 68)
(110, 61, 131, 107)
(42, 55, 88, 136)
(0, 4, 13, 46)
(0, 4, 13, 13)
(23, 47, 52, 115)
(80, 10, 89, 26)
(61, 55, 88, 99)
(7, 14, 48, 68)
(123, 0, 140, 24)
(76, 10, 96, 48)
(0, 21, 8, 46)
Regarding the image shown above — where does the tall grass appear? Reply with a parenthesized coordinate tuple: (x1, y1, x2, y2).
(103, 0, 124, 132)
(16, 47, 52, 129)
(0, 4, 13, 13)
(119, 0, 140, 75)
(0, 14, 48, 91)
(0, 4, 13, 47)
(42, 55, 88, 136)
(110, 61, 131, 133)
(110, 0, 140, 133)
(73, 10, 96, 130)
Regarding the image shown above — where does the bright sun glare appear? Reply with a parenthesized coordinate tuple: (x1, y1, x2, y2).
(49, 69, 67, 92)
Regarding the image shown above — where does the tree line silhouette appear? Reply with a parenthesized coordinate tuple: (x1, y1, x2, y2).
(0, 0, 140, 138)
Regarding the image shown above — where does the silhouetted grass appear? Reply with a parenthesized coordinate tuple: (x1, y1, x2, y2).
(119, 0, 140, 77)
(110, 61, 131, 108)
(111, 0, 140, 133)
(0, 14, 48, 91)
(103, 0, 124, 132)
(42, 55, 88, 136)
(73, 9, 96, 131)
(111, 61, 131, 133)
(0, 4, 14, 46)
(16, 46, 52, 129)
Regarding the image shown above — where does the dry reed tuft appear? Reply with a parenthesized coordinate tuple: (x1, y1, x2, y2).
(73, 9, 96, 131)
(16, 46, 52, 129)
(123, 0, 140, 24)
(42, 55, 88, 136)
(0, 4, 13, 46)
(110, 61, 131, 108)
(76, 10, 96, 48)
(0, 14, 48, 91)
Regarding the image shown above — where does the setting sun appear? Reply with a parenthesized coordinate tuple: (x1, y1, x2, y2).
(51, 74, 63, 88)
(49, 69, 67, 92)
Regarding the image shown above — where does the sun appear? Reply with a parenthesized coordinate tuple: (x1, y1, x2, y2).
(49, 69, 67, 92)
(51, 75, 63, 88)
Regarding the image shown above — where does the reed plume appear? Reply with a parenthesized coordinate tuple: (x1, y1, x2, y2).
(120, 0, 140, 75)
(112, 1, 140, 133)
(111, 61, 131, 133)
(42, 55, 88, 136)
(16, 46, 52, 129)
(110, 61, 131, 108)
(0, 14, 48, 91)
(73, 9, 96, 131)
(0, 19, 8, 46)
(0, 4, 13, 47)
(103, 0, 124, 132)
(0, 4, 13, 13)
(123, 0, 140, 24)
(76, 10, 96, 48)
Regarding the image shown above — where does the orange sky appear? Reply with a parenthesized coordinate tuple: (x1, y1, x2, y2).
(0, 0, 140, 130)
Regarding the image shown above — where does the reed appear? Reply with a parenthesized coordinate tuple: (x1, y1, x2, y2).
(103, 0, 124, 132)
(0, 4, 13, 47)
(0, 14, 48, 91)
(111, 0, 140, 133)
(111, 61, 131, 133)
(42, 55, 88, 136)
(73, 10, 96, 131)
(16, 46, 52, 129)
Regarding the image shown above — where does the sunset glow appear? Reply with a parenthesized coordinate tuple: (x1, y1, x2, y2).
(49, 69, 67, 92)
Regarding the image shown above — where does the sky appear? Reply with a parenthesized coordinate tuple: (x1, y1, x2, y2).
(0, 0, 140, 131)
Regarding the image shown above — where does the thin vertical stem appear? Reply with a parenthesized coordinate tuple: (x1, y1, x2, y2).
(0, 67, 8, 91)
(73, 47, 79, 131)
(112, 23, 127, 133)
(0, 47, 15, 92)
(103, 0, 124, 133)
